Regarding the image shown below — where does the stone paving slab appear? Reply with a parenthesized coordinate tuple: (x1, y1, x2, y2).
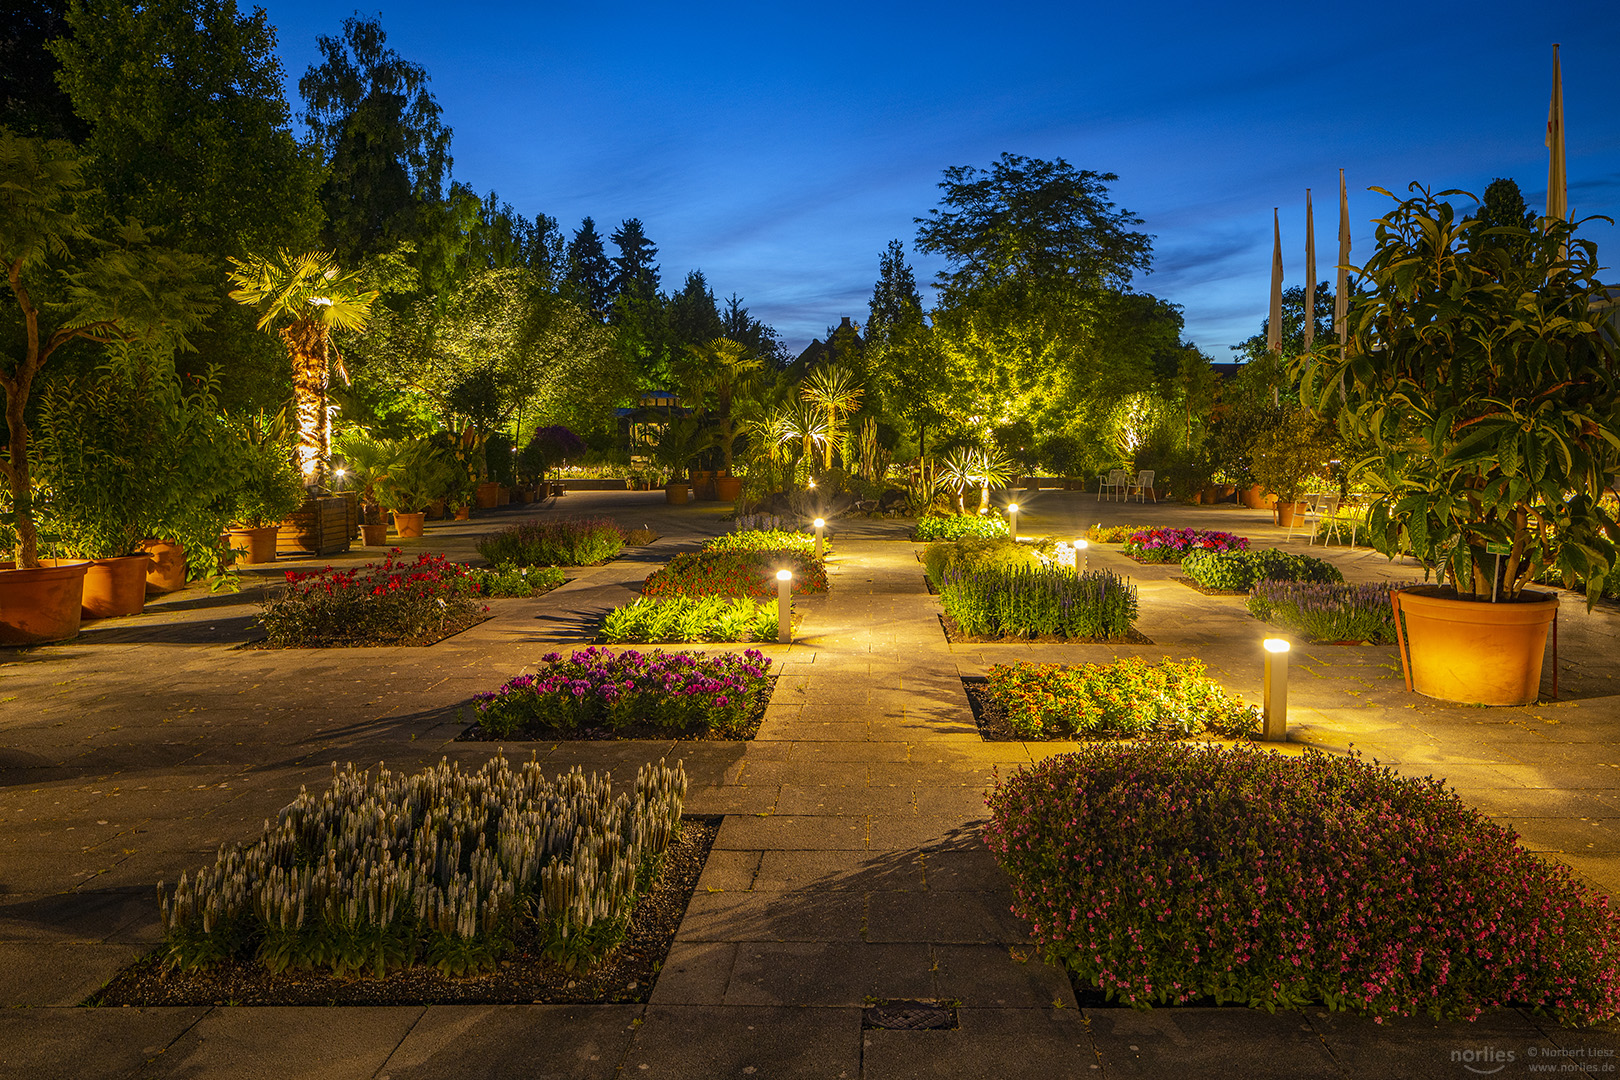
(624, 1004, 864, 1079)
(378, 1004, 642, 1080)
(139, 1005, 424, 1079)
(0, 1006, 208, 1080)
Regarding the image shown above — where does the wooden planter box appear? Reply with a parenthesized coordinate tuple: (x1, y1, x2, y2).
(277, 495, 354, 556)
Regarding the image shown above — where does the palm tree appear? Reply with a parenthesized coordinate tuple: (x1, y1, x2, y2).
(939, 445, 1013, 513)
(689, 338, 763, 475)
(228, 250, 377, 484)
(800, 364, 863, 472)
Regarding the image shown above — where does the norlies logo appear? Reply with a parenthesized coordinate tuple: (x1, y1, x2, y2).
(1453, 1047, 1516, 1074)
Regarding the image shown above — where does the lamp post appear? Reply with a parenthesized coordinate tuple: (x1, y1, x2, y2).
(813, 518, 825, 559)
(1262, 638, 1290, 741)
(1073, 538, 1088, 573)
(776, 569, 793, 644)
(1006, 502, 1019, 541)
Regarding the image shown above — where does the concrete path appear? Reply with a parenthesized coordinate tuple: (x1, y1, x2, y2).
(2, 490, 1619, 1077)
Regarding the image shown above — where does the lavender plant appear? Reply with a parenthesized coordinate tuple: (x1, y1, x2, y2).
(474, 647, 773, 739)
(940, 566, 1137, 639)
(1246, 580, 1398, 643)
(159, 755, 687, 977)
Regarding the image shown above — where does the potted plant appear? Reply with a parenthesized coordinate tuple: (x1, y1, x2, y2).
(334, 430, 402, 546)
(225, 416, 306, 565)
(1249, 409, 1336, 526)
(376, 440, 458, 538)
(1301, 184, 1620, 705)
(652, 417, 711, 505)
(0, 132, 212, 642)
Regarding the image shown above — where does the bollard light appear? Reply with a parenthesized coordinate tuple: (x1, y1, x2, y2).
(1006, 502, 1019, 541)
(1074, 538, 1089, 573)
(776, 569, 793, 643)
(813, 518, 825, 559)
(808, 478, 817, 490)
(1262, 638, 1290, 741)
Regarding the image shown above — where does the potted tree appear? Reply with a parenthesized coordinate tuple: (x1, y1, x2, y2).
(652, 417, 710, 505)
(225, 416, 306, 564)
(376, 440, 458, 538)
(1301, 184, 1620, 705)
(0, 132, 212, 641)
(1249, 409, 1336, 526)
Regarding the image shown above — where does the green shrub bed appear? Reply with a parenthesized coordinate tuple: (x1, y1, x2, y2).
(642, 549, 826, 598)
(985, 742, 1620, 1024)
(915, 513, 1009, 541)
(1182, 547, 1343, 592)
(158, 755, 687, 977)
(704, 528, 828, 557)
(477, 517, 624, 567)
(257, 551, 487, 647)
(983, 657, 1258, 739)
(601, 596, 782, 644)
(1086, 524, 1154, 544)
(472, 647, 773, 739)
(922, 537, 1055, 590)
(940, 565, 1138, 640)
(462, 564, 566, 598)
(1246, 580, 1398, 643)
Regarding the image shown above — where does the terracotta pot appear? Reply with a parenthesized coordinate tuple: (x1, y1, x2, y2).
(142, 540, 187, 595)
(361, 522, 389, 546)
(665, 481, 690, 505)
(1240, 484, 1268, 509)
(475, 481, 501, 509)
(427, 498, 446, 521)
(454, 505, 471, 521)
(81, 553, 154, 619)
(714, 475, 743, 501)
(1274, 500, 1308, 527)
(1394, 585, 1558, 706)
(0, 559, 90, 645)
(392, 511, 426, 538)
(1187, 491, 1203, 505)
(228, 526, 279, 565)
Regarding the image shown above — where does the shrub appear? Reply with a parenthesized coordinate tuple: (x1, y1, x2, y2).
(984, 742, 1620, 1024)
(601, 596, 780, 643)
(642, 550, 826, 598)
(473, 647, 772, 739)
(623, 527, 660, 546)
(1086, 523, 1154, 544)
(1183, 547, 1343, 592)
(257, 551, 485, 646)
(915, 513, 1009, 541)
(462, 564, 566, 598)
(159, 755, 687, 977)
(1121, 527, 1248, 563)
(1247, 580, 1397, 643)
(477, 517, 624, 567)
(940, 566, 1137, 639)
(985, 657, 1259, 739)
(922, 537, 1051, 590)
(704, 528, 827, 557)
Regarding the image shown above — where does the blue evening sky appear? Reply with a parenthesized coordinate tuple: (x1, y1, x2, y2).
(257, 1, 1620, 357)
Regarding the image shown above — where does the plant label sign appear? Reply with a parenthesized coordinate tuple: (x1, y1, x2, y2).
(1485, 542, 1513, 556)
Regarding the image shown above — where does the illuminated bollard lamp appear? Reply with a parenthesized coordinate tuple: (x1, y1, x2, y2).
(1262, 637, 1290, 741)
(813, 518, 825, 559)
(776, 569, 793, 644)
(1006, 502, 1019, 541)
(1073, 538, 1088, 573)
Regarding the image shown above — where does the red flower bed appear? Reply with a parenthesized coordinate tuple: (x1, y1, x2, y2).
(257, 550, 488, 646)
(642, 550, 827, 598)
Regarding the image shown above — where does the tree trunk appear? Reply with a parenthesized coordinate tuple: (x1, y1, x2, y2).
(283, 321, 329, 484)
(5, 391, 37, 568)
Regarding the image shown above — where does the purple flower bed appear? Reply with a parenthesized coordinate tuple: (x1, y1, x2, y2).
(1122, 528, 1248, 564)
(472, 646, 773, 739)
(985, 741, 1620, 1024)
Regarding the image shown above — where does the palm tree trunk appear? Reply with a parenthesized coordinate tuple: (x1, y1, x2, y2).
(283, 321, 328, 484)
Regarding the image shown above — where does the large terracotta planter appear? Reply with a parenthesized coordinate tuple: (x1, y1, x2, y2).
(81, 553, 154, 619)
(475, 481, 501, 509)
(714, 475, 743, 501)
(1240, 484, 1268, 509)
(228, 526, 279, 565)
(665, 481, 690, 505)
(0, 559, 89, 645)
(361, 522, 389, 546)
(142, 540, 187, 595)
(1274, 500, 1308, 527)
(1393, 585, 1558, 706)
(454, 505, 471, 521)
(392, 511, 426, 538)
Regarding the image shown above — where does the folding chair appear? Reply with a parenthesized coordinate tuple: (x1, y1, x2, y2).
(1290, 492, 1334, 542)
(1127, 470, 1156, 503)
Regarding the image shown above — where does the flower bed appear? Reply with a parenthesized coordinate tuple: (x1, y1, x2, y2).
(477, 517, 624, 567)
(1086, 524, 1154, 544)
(983, 657, 1258, 739)
(642, 550, 826, 598)
(915, 514, 1009, 541)
(472, 647, 773, 739)
(984, 742, 1620, 1024)
(257, 550, 487, 646)
(1182, 547, 1343, 592)
(940, 566, 1138, 640)
(704, 528, 828, 557)
(1247, 580, 1398, 643)
(601, 596, 781, 644)
(922, 537, 1054, 591)
(157, 754, 687, 977)
(462, 564, 566, 598)
(1121, 527, 1247, 563)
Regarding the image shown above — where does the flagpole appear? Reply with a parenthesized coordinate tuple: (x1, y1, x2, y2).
(1546, 43, 1567, 261)
(1304, 189, 1316, 352)
(1336, 169, 1351, 401)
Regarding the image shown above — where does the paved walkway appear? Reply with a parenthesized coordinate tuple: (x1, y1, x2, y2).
(2, 490, 1618, 1078)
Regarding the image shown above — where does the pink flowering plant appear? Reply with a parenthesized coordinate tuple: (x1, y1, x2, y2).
(472, 647, 773, 739)
(984, 742, 1620, 1024)
(985, 657, 1258, 739)
(258, 550, 488, 646)
(1121, 527, 1248, 564)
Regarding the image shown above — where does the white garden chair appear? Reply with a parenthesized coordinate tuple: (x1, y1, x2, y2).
(1126, 470, 1156, 502)
(1098, 469, 1128, 501)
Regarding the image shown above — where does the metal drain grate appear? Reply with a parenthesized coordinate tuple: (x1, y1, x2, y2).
(862, 1000, 958, 1031)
